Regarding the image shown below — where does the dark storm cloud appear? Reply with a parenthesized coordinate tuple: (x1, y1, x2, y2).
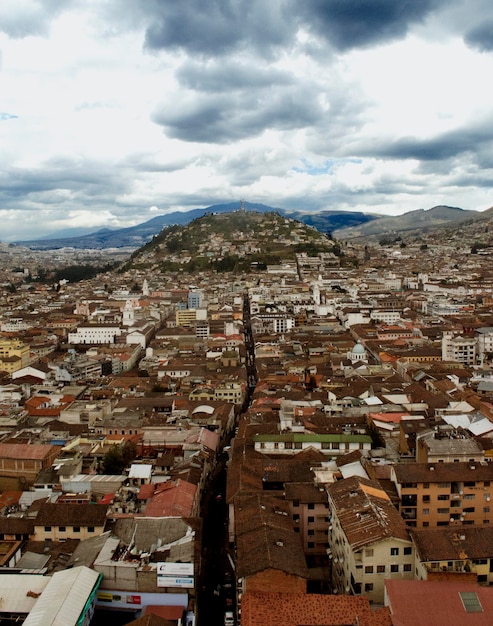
(294, 0, 440, 51)
(0, 0, 73, 38)
(0, 157, 130, 206)
(139, 0, 442, 58)
(464, 21, 493, 52)
(152, 87, 324, 143)
(355, 122, 493, 162)
(176, 60, 293, 93)
(143, 0, 291, 57)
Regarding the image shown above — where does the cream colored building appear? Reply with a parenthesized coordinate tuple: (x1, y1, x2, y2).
(328, 476, 414, 604)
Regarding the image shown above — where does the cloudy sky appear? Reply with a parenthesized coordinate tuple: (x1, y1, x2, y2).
(1, 0, 493, 241)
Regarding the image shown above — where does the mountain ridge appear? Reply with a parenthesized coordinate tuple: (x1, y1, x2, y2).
(13, 202, 378, 250)
(12, 202, 488, 250)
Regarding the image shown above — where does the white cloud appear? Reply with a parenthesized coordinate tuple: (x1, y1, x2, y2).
(0, 0, 492, 241)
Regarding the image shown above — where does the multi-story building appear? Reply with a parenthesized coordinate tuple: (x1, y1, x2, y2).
(284, 482, 330, 558)
(33, 502, 109, 542)
(0, 338, 30, 374)
(411, 525, 493, 585)
(391, 461, 493, 528)
(442, 331, 477, 365)
(415, 428, 484, 464)
(327, 476, 414, 605)
(68, 323, 122, 345)
(476, 327, 493, 365)
(253, 433, 372, 458)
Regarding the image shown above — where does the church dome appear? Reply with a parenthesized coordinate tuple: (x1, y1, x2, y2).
(352, 341, 365, 354)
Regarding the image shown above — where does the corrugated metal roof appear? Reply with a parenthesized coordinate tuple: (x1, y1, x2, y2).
(0, 574, 49, 613)
(23, 566, 101, 626)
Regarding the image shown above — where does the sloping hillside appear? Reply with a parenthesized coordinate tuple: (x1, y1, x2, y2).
(122, 210, 343, 273)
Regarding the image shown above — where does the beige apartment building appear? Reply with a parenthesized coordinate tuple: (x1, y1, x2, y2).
(416, 428, 484, 464)
(391, 461, 493, 528)
(411, 526, 493, 585)
(33, 502, 108, 542)
(0, 338, 30, 374)
(327, 476, 414, 605)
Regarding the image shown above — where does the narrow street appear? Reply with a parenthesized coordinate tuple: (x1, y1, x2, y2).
(197, 457, 230, 626)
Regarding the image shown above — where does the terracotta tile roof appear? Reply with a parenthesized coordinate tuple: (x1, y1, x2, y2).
(234, 493, 293, 537)
(236, 524, 309, 580)
(144, 479, 197, 517)
(393, 461, 493, 484)
(0, 443, 58, 461)
(284, 481, 328, 504)
(34, 502, 109, 527)
(385, 579, 493, 625)
(410, 525, 493, 561)
(328, 476, 410, 549)
(241, 591, 392, 626)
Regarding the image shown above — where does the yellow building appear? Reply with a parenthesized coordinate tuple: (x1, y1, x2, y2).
(0, 339, 30, 374)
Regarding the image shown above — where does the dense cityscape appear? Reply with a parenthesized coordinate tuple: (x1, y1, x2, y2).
(0, 210, 492, 625)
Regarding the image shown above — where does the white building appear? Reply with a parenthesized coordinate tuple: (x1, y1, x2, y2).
(68, 324, 122, 345)
(441, 332, 476, 365)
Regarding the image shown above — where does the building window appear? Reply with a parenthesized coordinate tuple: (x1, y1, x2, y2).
(437, 494, 450, 501)
(464, 494, 475, 500)
(404, 547, 412, 555)
(88, 526, 95, 533)
(365, 549, 374, 557)
(365, 566, 374, 574)
(377, 565, 385, 573)
(293, 500, 300, 507)
(308, 516, 314, 523)
(423, 483, 430, 489)
(294, 442, 302, 449)
(391, 564, 399, 573)
(59, 526, 66, 532)
(404, 563, 412, 572)
(73, 526, 80, 532)
(438, 508, 450, 514)
(308, 530, 315, 536)
(44, 526, 51, 532)
(331, 442, 340, 450)
(423, 509, 429, 515)
(308, 542, 314, 549)
(422, 495, 430, 502)
(390, 547, 399, 556)
(364, 583, 373, 592)
(423, 522, 429, 527)
(484, 507, 490, 514)
(308, 503, 315, 510)
(293, 514, 300, 522)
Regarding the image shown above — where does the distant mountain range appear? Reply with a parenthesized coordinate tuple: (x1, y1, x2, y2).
(335, 205, 478, 239)
(13, 202, 377, 250)
(12, 201, 488, 250)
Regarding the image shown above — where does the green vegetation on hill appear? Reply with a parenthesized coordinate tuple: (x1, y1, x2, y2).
(123, 210, 345, 273)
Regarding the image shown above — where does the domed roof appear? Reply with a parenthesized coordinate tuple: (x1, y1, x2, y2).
(352, 341, 366, 354)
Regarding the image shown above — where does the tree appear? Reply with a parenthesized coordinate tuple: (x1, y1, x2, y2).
(121, 440, 138, 467)
(102, 445, 125, 475)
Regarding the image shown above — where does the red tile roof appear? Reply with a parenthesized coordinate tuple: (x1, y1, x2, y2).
(385, 579, 493, 625)
(241, 591, 392, 626)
